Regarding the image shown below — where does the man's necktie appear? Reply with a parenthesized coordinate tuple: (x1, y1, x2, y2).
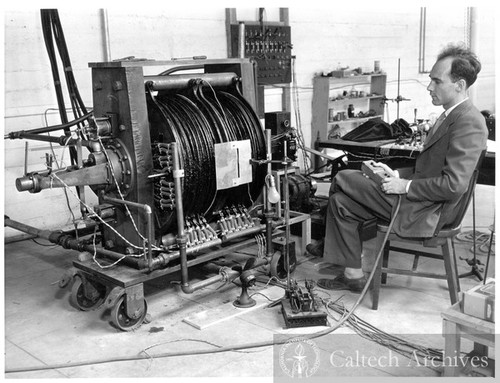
(425, 112, 446, 144)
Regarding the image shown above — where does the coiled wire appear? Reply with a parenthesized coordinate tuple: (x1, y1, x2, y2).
(148, 81, 266, 233)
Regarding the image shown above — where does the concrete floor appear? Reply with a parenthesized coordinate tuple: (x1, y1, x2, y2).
(4, 184, 495, 379)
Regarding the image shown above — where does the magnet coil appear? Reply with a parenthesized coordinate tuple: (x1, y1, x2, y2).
(147, 82, 266, 233)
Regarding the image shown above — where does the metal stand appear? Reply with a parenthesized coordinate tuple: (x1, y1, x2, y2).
(483, 218, 495, 283)
(459, 191, 484, 281)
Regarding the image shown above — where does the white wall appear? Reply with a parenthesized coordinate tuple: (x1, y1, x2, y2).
(3, 7, 496, 239)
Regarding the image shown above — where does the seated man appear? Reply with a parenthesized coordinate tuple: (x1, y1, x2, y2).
(307, 43, 488, 292)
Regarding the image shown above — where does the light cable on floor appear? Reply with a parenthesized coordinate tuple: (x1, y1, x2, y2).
(7, 198, 403, 374)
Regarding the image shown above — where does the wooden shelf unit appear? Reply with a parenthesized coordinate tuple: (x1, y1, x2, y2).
(311, 74, 387, 141)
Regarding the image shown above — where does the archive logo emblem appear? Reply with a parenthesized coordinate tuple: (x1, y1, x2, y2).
(278, 336, 321, 378)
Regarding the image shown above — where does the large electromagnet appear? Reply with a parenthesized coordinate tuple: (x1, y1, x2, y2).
(5, 58, 311, 330)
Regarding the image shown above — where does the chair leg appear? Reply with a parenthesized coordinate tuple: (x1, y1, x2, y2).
(443, 237, 460, 305)
(381, 239, 390, 285)
(371, 253, 383, 310)
(371, 232, 386, 310)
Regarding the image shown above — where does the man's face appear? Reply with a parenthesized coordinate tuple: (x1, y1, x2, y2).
(427, 57, 461, 109)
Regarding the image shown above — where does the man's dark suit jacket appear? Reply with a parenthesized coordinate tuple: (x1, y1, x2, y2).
(393, 99, 488, 237)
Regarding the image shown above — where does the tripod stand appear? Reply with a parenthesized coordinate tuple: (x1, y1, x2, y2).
(459, 191, 484, 281)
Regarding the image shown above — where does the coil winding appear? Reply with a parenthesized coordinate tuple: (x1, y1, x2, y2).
(148, 81, 266, 234)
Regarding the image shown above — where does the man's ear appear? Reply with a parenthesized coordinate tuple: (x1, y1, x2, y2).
(455, 78, 467, 92)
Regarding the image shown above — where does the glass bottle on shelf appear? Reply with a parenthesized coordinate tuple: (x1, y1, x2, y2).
(347, 104, 355, 118)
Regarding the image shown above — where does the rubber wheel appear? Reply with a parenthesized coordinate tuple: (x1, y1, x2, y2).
(110, 296, 148, 331)
(71, 277, 106, 311)
(270, 249, 297, 282)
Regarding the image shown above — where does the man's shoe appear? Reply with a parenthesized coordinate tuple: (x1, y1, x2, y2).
(306, 241, 324, 257)
(317, 274, 366, 293)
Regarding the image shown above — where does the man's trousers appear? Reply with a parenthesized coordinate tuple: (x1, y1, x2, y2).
(323, 169, 398, 268)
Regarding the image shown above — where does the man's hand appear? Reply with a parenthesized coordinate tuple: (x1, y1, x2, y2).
(372, 162, 398, 177)
(370, 162, 409, 194)
(381, 176, 410, 194)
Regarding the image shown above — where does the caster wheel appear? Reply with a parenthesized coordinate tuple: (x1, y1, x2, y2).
(71, 277, 106, 311)
(110, 296, 148, 331)
(270, 249, 297, 282)
(144, 313, 153, 324)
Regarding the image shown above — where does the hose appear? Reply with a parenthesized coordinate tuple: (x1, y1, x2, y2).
(4, 112, 93, 139)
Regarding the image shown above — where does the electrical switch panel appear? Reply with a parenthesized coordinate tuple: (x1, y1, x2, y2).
(230, 24, 292, 85)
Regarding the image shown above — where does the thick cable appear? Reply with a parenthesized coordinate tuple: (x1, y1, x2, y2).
(149, 82, 266, 232)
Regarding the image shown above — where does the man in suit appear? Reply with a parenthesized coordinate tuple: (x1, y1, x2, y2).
(307, 44, 488, 292)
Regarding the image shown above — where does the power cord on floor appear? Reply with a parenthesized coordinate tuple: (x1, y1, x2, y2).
(6, 197, 403, 375)
(322, 298, 444, 372)
(456, 229, 495, 256)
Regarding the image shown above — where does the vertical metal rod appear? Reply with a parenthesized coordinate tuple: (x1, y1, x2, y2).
(419, 8, 427, 73)
(483, 221, 494, 284)
(468, 7, 478, 105)
(472, 191, 476, 263)
(397, 58, 401, 121)
(265, 129, 274, 257)
(172, 142, 189, 287)
(24, 141, 29, 176)
(283, 142, 291, 291)
(146, 207, 153, 269)
(100, 9, 112, 61)
(238, 22, 246, 59)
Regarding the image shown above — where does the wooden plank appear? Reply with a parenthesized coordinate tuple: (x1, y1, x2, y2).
(183, 285, 284, 330)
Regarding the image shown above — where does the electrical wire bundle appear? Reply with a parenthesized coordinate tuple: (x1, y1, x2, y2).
(324, 299, 444, 368)
(40, 9, 89, 165)
(456, 228, 495, 255)
(40, 9, 92, 221)
(148, 83, 266, 233)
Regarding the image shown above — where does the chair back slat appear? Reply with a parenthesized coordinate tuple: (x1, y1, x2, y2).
(443, 149, 486, 230)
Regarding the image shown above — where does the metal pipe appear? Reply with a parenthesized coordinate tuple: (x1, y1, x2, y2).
(397, 58, 401, 120)
(265, 129, 274, 258)
(102, 195, 154, 270)
(24, 142, 29, 176)
(4, 217, 144, 268)
(171, 142, 190, 292)
(221, 223, 264, 242)
(16, 163, 110, 193)
(418, 7, 427, 73)
(283, 143, 291, 291)
(144, 73, 237, 91)
(158, 64, 204, 76)
(155, 222, 271, 269)
(181, 274, 225, 293)
(468, 7, 479, 105)
(100, 9, 112, 62)
(238, 22, 246, 59)
(181, 267, 243, 294)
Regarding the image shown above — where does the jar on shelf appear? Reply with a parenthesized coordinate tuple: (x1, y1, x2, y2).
(347, 104, 355, 118)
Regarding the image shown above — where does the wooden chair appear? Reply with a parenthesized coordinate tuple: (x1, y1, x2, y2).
(371, 151, 486, 310)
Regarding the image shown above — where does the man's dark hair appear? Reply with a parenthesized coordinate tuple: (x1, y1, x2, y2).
(437, 43, 481, 88)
